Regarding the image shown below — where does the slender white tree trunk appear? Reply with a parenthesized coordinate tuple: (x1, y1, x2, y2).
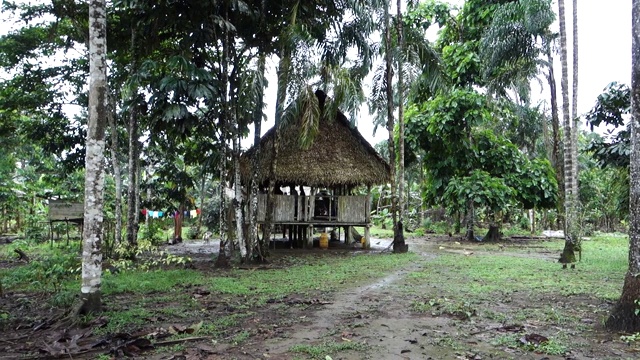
(233, 134, 247, 258)
(80, 0, 107, 314)
(107, 96, 122, 249)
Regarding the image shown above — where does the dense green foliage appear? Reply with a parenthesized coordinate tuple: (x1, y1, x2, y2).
(0, 0, 630, 246)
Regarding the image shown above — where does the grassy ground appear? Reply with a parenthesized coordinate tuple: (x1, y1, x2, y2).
(0, 231, 635, 359)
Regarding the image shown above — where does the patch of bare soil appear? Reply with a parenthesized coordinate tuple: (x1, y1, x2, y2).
(0, 235, 635, 359)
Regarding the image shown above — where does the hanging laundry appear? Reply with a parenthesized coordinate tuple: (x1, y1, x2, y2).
(196, 208, 201, 215)
(158, 211, 164, 218)
(184, 210, 189, 218)
(141, 209, 147, 216)
(190, 210, 197, 218)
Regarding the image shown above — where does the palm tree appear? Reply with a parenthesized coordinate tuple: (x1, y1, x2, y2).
(80, 0, 107, 314)
(571, 0, 579, 215)
(606, 0, 640, 332)
(396, 0, 405, 234)
(384, 0, 398, 239)
(479, 0, 562, 217)
(557, 0, 580, 267)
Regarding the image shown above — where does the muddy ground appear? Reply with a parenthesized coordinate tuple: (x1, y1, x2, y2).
(0, 235, 637, 360)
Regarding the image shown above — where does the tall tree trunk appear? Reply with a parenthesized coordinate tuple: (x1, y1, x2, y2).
(80, 0, 107, 314)
(249, 53, 266, 261)
(465, 200, 474, 241)
(196, 174, 206, 237)
(264, 47, 290, 249)
(216, 1, 231, 266)
(558, 0, 579, 266)
(571, 0, 580, 211)
(606, 0, 640, 331)
(233, 126, 246, 259)
(216, 124, 228, 267)
(546, 47, 563, 230)
(394, 0, 407, 252)
(125, 28, 139, 257)
(228, 47, 246, 259)
(384, 0, 397, 232)
(107, 95, 122, 249)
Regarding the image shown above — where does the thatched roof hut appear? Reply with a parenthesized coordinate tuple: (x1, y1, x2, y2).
(241, 95, 390, 188)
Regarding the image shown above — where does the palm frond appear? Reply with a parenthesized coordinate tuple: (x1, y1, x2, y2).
(281, 86, 320, 149)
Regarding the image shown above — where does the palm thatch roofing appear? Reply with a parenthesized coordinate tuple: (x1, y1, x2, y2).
(241, 93, 390, 188)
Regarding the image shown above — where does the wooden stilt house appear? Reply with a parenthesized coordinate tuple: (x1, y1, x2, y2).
(241, 91, 390, 249)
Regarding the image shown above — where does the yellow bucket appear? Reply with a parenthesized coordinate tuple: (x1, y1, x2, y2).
(319, 232, 329, 249)
(360, 236, 366, 245)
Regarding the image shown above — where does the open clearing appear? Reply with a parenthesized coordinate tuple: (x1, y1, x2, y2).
(0, 234, 637, 360)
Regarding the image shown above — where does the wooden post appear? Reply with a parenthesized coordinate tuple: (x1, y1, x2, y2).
(307, 225, 314, 248)
(364, 186, 372, 249)
(49, 221, 53, 248)
(66, 219, 70, 247)
(364, 225, 371, 249)
(345, 225, 353, 244)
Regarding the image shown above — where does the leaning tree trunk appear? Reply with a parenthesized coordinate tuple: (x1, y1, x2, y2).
(80, 0, 107, 315)
(557, 0, 579, 267)
(606, 0, 640, 332)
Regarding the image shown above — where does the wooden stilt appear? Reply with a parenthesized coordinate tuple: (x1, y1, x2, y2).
(307, 225, 314, 248)
(364, 185, 372, 249)
(364, 225, 371, 249)
(345, 225, 353, 244)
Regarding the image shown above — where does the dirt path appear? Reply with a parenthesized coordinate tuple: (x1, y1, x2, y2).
(261, 260, 437, 359)
(227, 237, 630, 360)
(235, 238, 478, 360)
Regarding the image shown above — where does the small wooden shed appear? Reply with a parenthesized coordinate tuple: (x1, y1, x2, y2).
(241, 91, 390, 248)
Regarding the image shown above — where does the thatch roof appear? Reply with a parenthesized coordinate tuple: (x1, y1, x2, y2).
(241, 94, 390, 188)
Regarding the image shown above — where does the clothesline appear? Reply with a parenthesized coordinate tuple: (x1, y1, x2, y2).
(141, 209, 201, 219)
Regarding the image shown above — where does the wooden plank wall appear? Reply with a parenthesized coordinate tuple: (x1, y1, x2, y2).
(337, 196, 367, 223)
(255, 195, 368, 224)
(274, 195, 295, 222)
(257, 194, 267, 222)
